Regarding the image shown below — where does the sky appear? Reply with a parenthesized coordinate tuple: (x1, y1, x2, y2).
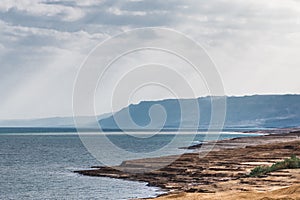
(0, 0, 300, 119)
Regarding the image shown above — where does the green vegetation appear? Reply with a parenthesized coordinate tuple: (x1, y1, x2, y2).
(249, 155, 300, 177)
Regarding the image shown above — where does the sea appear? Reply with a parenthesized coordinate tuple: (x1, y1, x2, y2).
(0, 132, 260, 200)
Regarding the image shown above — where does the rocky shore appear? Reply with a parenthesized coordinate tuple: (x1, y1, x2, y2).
(75, 131, 300, 199)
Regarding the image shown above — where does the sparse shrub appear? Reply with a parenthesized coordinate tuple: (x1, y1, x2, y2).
(249, 155, 300, 177)
(249, 166, 269, 177)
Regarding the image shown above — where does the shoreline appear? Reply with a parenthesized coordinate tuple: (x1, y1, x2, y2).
(75, 130, 300, 199)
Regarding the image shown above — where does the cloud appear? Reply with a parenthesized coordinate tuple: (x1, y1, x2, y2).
(0, 0, 300, 119)
(0, 18, 109, 119)
(0, 0, 85, 21)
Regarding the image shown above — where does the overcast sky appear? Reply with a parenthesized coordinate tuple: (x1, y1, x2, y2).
(0, 0, 300, 119)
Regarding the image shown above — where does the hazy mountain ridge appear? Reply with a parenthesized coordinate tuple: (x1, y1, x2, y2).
(99, 95, 300, 130)
(0, 114, 110, 128)
(0, 95, 299, 130)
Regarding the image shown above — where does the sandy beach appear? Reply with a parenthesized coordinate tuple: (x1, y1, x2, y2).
(149, 184, 300, 200)
(76, 131, 300, 200)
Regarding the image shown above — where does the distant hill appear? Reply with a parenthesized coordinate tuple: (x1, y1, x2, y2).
(0, 114, 110, 128)
(1, 95, 299, 132)
(0, 117, 77, 128)
(99, 95, 300, 130)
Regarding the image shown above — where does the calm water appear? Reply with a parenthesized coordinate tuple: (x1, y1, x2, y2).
(0, 132, 258, 200)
